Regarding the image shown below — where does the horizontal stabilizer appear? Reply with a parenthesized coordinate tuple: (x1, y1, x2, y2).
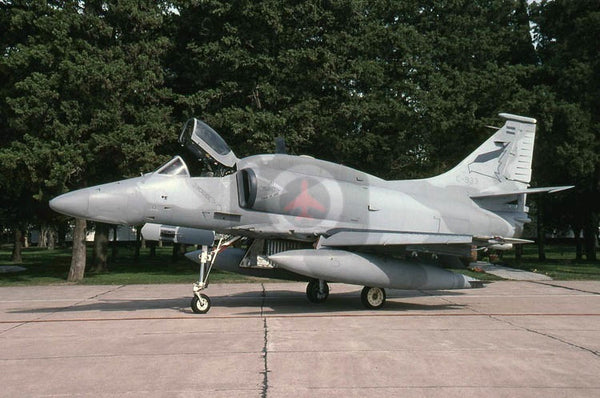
(320, 230, 473, 247)
(471, 185, 574, 199)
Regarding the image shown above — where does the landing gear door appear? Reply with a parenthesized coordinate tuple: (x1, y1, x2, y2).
(179, 118, 239, 168)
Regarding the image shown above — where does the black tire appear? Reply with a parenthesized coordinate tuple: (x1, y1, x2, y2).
(361, 286, 386, 309)
(306, 280, 329, 303)
(191, 294, 211, 314)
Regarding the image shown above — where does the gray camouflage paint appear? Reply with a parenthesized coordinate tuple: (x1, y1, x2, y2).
(50, 113, 565, 291)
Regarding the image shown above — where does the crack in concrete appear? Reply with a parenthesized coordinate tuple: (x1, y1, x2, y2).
(0, 286, 126, 336)
(49, 285, 126, 318)
(531, 281, 600, 296)
(88, 285, 125, 300)
(437, 287, 600, 358)
(260, 283, 269, 398)
(489, 314, 600, 358)
(0, 322, 27, 335)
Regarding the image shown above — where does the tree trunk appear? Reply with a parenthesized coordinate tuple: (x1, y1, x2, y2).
(67, 218, 87, 282)
(574, 225, 583, 261)
(111, 225, 118, 262)
(47, 227, 56, 250)
(134, 225, 141, 263)
(39, 225, 48, 248)
(92, 222, 110, 272)
(515, 244, 522, 264)
(172, 243, 181, 262)
(537, 198, 546, 261)
(583, 211, 598, 261)
(11, 228, 23, 263)
(149, 241, 156, 257)
(58, 223, 68, 248)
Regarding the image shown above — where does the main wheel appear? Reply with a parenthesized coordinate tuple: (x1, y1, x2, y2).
(191, 294, 211, 314)
(361, 286, 386, 309)
(306, 280, 329, 303)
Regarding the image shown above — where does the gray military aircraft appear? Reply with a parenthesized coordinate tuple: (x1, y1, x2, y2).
(50, 113, 571, 313)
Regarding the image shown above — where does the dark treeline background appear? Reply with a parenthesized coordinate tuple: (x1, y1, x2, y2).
(0, 0, 598, 276)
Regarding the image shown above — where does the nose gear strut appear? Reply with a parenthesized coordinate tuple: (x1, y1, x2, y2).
(190, 236, 239, 314)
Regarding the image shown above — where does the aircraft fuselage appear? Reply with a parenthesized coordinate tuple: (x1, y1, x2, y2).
(51, 153, 520, 242)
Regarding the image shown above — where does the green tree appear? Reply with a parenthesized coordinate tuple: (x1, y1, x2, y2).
(410, 0, 537, 175)
(1, 0, 174, 277)
(530, 0, 600, 260)
(170, 0, 539, 180)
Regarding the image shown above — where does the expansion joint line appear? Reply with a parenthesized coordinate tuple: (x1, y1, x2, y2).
(260, 283, 270, 398)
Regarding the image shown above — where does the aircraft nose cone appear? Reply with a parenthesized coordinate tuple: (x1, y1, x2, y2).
(49, 190, 91, 219)
(49, 177, 146, 224)
(87, 185, 133, 224)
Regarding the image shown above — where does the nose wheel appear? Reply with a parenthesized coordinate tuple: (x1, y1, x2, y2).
(191, 294, 211, 314)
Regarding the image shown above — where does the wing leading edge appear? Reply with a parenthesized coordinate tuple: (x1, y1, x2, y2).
(318, 229, 532, 259)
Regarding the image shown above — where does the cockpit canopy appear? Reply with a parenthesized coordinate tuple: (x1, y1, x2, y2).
(179, 118, 238, 168)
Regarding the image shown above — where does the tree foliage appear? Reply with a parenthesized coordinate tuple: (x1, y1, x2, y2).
(1, 0, 175, 277)
(0, 0, 597, 269)
(168, 0, 539, 179)
(529, 0, 600, 259)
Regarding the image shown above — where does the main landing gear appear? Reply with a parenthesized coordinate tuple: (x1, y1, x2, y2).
(305, 280, 387, 309)
(361, 286, 386, 309)
(306, 279, 329, 303)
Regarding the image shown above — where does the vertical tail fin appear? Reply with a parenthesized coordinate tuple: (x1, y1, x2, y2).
(430, 113, 537, 194)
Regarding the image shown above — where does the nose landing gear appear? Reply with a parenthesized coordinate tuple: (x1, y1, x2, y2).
(191, 293, 211, 314)
(190, 237, 236, 314)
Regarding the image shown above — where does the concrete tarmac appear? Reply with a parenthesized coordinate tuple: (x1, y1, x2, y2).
(1, 281, 599, 397)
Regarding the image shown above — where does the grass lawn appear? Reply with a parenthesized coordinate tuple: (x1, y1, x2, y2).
(496, 244, 600, 280)
(0, 243, 598, 286)
(0, 245, 255, 286)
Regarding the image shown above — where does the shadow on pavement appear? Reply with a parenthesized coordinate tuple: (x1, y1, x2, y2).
(8, 288, 467, 316)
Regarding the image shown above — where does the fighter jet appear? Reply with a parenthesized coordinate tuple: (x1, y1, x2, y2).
(50, 113, 571, 313)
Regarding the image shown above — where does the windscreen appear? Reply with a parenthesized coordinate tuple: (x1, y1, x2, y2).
(155, 157, 190, 176)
